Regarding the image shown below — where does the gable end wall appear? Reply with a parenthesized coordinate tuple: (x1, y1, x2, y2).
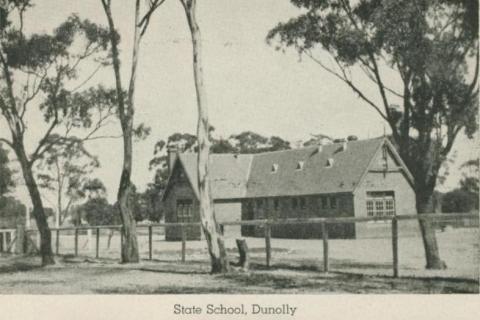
(353, 149, 419, 238)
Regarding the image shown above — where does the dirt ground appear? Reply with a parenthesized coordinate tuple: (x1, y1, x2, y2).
(46, 227, 479, 279)
(0, 255, 478, 294)
(1, 227, 477, 294)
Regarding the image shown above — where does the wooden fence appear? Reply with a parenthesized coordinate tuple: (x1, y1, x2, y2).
(3, 212, 479, 278)
(0, 229, 16, 253)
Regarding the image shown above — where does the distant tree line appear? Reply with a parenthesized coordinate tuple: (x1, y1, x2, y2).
(441, 159, 479, 213)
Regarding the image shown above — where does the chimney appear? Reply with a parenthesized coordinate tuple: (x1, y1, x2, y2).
(167, 144, 179, 174)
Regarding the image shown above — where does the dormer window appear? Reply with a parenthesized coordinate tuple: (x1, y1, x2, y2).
(296, 161, 305, 170)
(271, 163, 279, 173)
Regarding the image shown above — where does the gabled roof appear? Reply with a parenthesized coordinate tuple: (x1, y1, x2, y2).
(174, 153, 253, 200)
(245, 138, 384, 197)
(162, 137, 413, 201)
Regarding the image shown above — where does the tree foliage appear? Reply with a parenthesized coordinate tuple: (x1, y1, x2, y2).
(267, 0, 478, 200)
(0, 1, 115, 265)
(149, 130, 291, 190)
(267, 0, 478, 269)
(0, 196, 26, 228)
(441, 189, 477, 213)
(459, 158, 479, 194)
(35, 139, 102, 226)
(0, 143, 14, 197)
(442, 158, 480, 213)
(80, 197, 117, 226)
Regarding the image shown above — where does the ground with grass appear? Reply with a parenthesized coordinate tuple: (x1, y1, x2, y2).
(0, 254, 478, 294)
(1, 227, 477, 294)
(42, 227, 479, 279)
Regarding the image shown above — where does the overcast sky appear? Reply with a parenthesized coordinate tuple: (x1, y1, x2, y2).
(1, 0, 477, 205)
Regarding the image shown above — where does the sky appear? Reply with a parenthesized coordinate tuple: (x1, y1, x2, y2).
(1, 0, 478, 206)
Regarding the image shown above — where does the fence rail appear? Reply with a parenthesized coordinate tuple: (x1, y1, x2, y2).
(4, 213, 479, 278)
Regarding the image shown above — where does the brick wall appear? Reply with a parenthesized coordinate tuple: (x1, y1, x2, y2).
(353, 149, 419, 238)
(241, 193, 356, 239)
(164, 165, 243, 241)
(164, 166, 202, 241)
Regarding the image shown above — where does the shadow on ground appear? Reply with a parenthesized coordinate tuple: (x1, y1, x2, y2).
(0, 254, 478, 294)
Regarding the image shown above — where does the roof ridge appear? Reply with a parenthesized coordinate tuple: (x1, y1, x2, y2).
(177, 137, 384, 158)
(249, 137, 384, 157)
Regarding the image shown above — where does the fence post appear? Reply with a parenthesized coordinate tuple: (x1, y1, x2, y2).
(3, 232, 7, 252)
(15, 224, 25, 254)
(181, 224, 186, 263)
(321, 222, 329, 273)
(87, 228, 92, 253)
(148, 225, 153, 260)
(36, 231, 40, 249)
(96, 227, 100, 259)
(74, 228, 79, 256)
(265, 222, 271, 268)
(120, 226, 124, 259)
(55, 229, 60, 255)
(392, 216, 399, 278)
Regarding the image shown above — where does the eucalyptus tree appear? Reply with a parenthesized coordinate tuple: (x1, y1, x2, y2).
(0, 1, 115, 265)
(178, 0, 229, 273)
(100, 0, 163, 262)
(35, 137, 101, 227)
(267, 0, 478, 269)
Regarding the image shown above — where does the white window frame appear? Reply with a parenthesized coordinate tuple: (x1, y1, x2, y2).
(366, 192, 396, 221)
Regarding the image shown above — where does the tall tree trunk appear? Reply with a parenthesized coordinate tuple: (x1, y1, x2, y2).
(117, 127, 139, 263)
(415, 186, 447, 270)
(398, 138, 447, 270)
(101, 0, 144, 263)
(14, 140, 55, 265)
(181, 0, 229, 273)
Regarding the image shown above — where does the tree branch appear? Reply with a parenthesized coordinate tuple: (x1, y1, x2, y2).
(101, 0, 126, 122)
(338, 0, 399, 141)
(358, 63, 404, 98)
(0, 44, 24, 134)
(0, 137, 14, 149)
(69, 63, 102, 92)
(139, 0, 166, 37)
(304, 50, 388, 121)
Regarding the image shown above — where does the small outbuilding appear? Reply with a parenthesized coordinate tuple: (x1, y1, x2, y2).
(161, 137, 419, 241)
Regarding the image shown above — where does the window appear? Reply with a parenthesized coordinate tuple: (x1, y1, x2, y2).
(375, 200, 384, 214)
(385, 199, 395, 216)
(330, 196, 337, 209)
(366, 192, 395, 217)
(291, 198, 298, 209)
(300, 197, 307, 209)
(367, 200, 374, 217)
(177, 199, 193, 222)
(273, 199, 280, 211)
(321, 197, 328, 209)
(256, 199, 264, 209)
